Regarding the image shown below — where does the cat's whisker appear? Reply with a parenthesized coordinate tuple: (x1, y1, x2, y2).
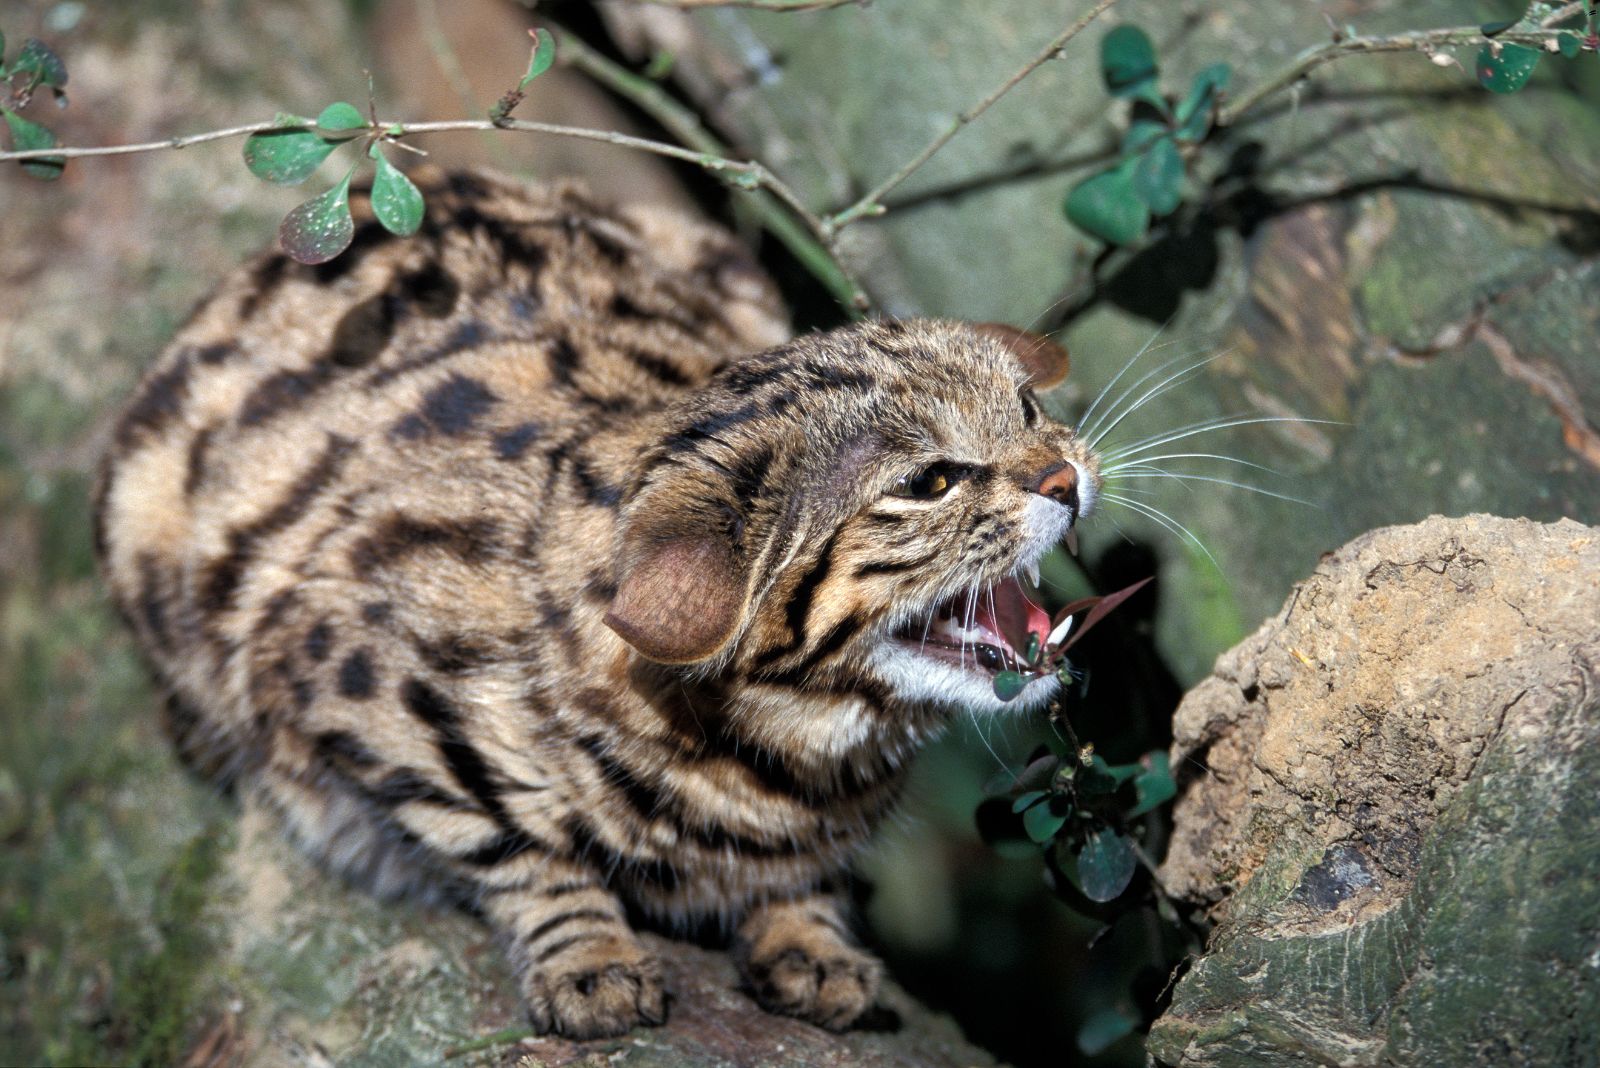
(1074, 317, 1182, 440)
(1102, 415, 1343, 464)
(1100, 451, 1285, 478)
(1086, 349, 1230, 450)
(1101, 492, 1220, 570)
(1108, 471, 1316, 507)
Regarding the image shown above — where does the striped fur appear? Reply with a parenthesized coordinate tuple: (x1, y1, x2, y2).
(95, 171, 1099, 1037)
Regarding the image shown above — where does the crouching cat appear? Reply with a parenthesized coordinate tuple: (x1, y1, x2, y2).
(95, 170, 1099, 1037)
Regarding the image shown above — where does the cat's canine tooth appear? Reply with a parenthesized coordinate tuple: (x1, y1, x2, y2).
(1024, 561, 1041, 588)
(1065, 527, 1080, 556)
(1046, 613, 1074, 649)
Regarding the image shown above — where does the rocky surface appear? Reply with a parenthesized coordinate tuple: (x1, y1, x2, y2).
(1149, 515, 1600, 1066)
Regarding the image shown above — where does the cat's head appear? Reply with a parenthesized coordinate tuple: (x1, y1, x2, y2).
(605, 318, 1098, 715)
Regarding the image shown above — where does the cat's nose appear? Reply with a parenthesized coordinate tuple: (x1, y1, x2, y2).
(1035, 463, 1079, 509)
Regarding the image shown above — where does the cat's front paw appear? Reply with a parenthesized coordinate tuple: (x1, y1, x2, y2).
(522, 934, 668, 1039)
(738, 917, 882, 1031)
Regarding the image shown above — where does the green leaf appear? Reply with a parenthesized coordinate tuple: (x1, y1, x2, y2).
(1023, 800, 1068, 844)
(1075, 827, 1137, 902)
(1121, 118, 1167, 155)
(1128, 749, 1176, 817)
(1064, 160, 1149, 246)
(1476, 42, 1540, 93)
(1558, 33, 1581, 59)
(370, 148, 425, 236)
(1077, 1006, 1139, 1055)
(243, 114, 340, 184)
(993, 670, 1031, 701)
(316, 101, 367, 134)
(1480, 19, 1516, 37)
(1132, 135, 1183, 215)
(1100, 25, 1158, 99)
(1011, 790, 1048, 814)
(3, 108, 65, 180)
(1174, 62, 1231, 140)
(14, 37, 68, 89)
(278, 168, 356, 265)
(518, 27, 556, 91)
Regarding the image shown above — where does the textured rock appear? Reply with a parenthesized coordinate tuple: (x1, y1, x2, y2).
(1148, 515, 1600, 1067)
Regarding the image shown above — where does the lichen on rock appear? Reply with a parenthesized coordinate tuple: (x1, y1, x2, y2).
(1150, 514, 1600, 1067)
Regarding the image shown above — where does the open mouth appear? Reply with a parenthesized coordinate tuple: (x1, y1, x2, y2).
(892, 569, 1053, 676)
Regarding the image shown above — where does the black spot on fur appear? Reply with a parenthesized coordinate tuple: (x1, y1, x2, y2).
(401, 678, 518, 829)
(194, 342, 235, 365)
(625, 348, 691, 387)
(200, 435, 358, 616)
(492, 421, 542, 461)
(361, 601, 393, 625)
(421, 374, 497, 435)
(400, 261, 461, 318)
(662, 401, 762, 453)
(416, 633, 491, 674)
(315, 729, 379, 768)
(326, 291, 399, 368)
(570, 457, 624, 508)
(183, 425, 217, 498)
(548, 335, 581, 388)
(367, 320, 488, 387)
(304, 620, 333, 662)
(337, 648, 376, 699)
(238, 366, 333, 427)
(136, 553, 174, 652)
(349, 513, 501, 576)
(116, 352, 193, 450)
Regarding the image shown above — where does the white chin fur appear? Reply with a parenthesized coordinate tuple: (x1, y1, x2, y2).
(868, 642, 1061, 716)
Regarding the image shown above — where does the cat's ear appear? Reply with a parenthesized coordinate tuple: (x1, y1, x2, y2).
(605, 495, 748, 663)
(972, 322, 1071, 389)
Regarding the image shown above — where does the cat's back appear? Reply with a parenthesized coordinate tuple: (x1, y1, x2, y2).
(96, 170, 788, 754)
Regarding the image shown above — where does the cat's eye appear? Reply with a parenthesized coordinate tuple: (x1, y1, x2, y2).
(889, 463, 962, 500)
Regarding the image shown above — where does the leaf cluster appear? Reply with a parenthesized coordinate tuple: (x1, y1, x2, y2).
(1064, 26, 1231, 246)
(242, 28, 554, 263)
(1, 30, 68, 181)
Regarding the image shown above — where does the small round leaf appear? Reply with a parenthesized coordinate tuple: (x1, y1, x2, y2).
(1476, 42, 1540, 93)
(1127, 749, 1176, 818)
(1011, 790, 1048, 814)
(1075, 827, 1137, 902)
(993, 670, 1031, 701)
(1023, 800, 1068, 844)
(15, 37, 68, 89)
(1077, 1007, 1139, 1055)
(1064, 160, 1150, 246)
(518, 27, 557, 90)
(279, 170, 356, 264)
(370, 149, 425, 236)
(1175, 62, 1231, 140)
(3, 108, 65, 180)
(316, 101, 367, 133)
(1133, 136, 1184, 215)
(244, 114, 339, 185)
(1122, 118, 1167, 155)
(1101, 25, 1158, 99)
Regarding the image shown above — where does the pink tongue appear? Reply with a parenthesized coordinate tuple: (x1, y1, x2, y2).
(977, 578, 1052, 656)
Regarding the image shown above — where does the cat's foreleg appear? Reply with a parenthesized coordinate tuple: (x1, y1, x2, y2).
(734, 891, 882, 1030)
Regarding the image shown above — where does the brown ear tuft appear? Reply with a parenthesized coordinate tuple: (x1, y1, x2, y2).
(605, 534, 745, 664)
(973, 322, 1071, 389)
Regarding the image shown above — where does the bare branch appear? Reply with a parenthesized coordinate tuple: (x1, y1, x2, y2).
(825, 0, 1119, 233)
(626, 0, 863, 10)
(1220, 4, 1587, 127)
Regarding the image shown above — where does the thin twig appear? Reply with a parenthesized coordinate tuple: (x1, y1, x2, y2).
(629, 0, 862, 9)
(553, 28, 874, 313)
(0, 121, 287, 159)
(441, 1026, 536, 1059)
(1220, 3, 1587, 126)
(824, 0, 1119, 233)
